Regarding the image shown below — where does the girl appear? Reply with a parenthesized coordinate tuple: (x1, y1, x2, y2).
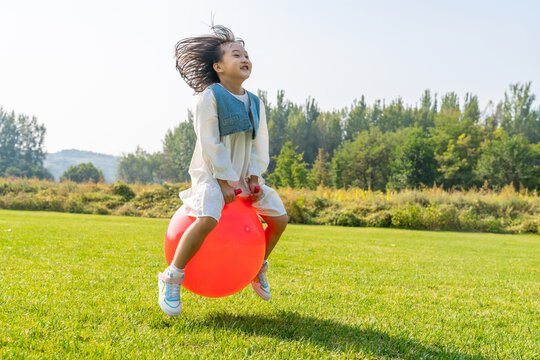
(158, 25, 289, 316)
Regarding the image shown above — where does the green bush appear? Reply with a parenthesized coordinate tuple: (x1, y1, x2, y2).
(283, 197, 307, 224)
(514, 217, 539, 234)
(329, 208, 365, 227)
(437, 204, 460, 230)
(391, 203, 424, 229)
(111, 182, 135, 202)
(365, 210, 392, 227)
(113, 203, 142, 217)
(61, 163, 104, 183)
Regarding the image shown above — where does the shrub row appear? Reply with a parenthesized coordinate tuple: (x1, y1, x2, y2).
(0, 177, 539, 234)
(276, 185, 540, 234)
(0, 178, 187, 218)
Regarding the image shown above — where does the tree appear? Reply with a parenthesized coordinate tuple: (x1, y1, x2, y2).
(268, 141, 308, 188)
(501, 82, 540, 143)
(376, 98, 414, 133)
(429, 92, 484, 188)
(482, 100, 503, 133)
(344, 96, 369, 141)
(429, 92, 465, 154)
(61, 162, 104, 183)
(475, 130, 539, 189)
(413, 90, 437, 130)
(0, 109, 20, 174)
(266, 90, 292, 172)
(303, 97, 322, 164)
(389, 128, 438, 189)
(0, 107, 53, 180)
(462, 93, 481, 125)
(435, 133, 477, 188)
(330, 127, 397, 190)
(158, 110, 196, 182)
(118, 146, 162, 184)
(314, 110, 343, 158)
(284, 97, 321, 165)
(308, 148, 331, 188)
(369, 100, 383, 128)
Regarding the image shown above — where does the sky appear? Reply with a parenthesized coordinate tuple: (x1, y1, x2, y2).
(1, 0, 539, 157)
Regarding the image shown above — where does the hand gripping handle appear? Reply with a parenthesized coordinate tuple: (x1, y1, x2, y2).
(234, 186, 259, 196)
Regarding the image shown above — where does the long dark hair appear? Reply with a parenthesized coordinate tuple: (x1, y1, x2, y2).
(175, 24, 244, 94)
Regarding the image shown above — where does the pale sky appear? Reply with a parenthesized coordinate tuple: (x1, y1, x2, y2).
(1, 0, 539, 156)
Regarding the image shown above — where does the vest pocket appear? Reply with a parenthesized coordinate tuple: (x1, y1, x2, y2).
(220, 114, 252, 136)
(221, 114, 240, 126)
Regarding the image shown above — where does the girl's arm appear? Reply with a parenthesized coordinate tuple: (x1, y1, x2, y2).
(247, 100, 270, 179)
(195, 89, 239, 182)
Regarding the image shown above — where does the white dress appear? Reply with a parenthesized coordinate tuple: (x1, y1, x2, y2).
(179, 84, 287, 222)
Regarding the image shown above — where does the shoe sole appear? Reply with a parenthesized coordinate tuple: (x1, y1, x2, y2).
(159, 301, 181, 316)
(251, 282, 271, 301)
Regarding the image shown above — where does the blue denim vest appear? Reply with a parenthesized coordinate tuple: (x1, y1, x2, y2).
(208, 83, 260, 139)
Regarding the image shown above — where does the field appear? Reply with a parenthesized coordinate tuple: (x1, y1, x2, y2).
(0, 209, 539, 359)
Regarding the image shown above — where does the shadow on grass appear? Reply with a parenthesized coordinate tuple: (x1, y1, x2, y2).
(198, 310, 487, 359)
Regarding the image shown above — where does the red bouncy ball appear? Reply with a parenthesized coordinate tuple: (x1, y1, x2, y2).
(163, 187, 265, 298)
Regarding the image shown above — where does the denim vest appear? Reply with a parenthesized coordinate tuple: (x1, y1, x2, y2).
(208, 83, 260, 139)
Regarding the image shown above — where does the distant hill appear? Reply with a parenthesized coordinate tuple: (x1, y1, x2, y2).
(44, 149, 121, 183)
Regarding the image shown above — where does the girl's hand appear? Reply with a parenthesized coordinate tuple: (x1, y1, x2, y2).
(248, 175, 263, 202)
(217, 179, 237, 204)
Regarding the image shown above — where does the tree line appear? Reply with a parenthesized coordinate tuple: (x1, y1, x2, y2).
(0, 108, 52, 180)
(2, 82, 539, 190)
(118, 81, 540, 190)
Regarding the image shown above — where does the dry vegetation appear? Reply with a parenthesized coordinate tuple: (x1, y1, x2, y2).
(1, 177, 539, 234)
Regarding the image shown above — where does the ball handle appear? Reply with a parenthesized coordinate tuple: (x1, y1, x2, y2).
(233, 186, 260, 201)
(234, 186, 260, 196)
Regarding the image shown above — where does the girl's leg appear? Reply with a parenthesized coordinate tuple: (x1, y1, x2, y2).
(251, 213, 288, 300)
(258, 214, 288, 260)
(159, 215, 218, 316)
(172, 216, 218, 269)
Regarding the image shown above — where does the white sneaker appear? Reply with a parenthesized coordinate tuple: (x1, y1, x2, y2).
(251, 260, 271, 301)
(158, 267, 184, 316)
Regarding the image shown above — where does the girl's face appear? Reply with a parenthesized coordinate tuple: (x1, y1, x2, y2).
(214, 41, 252, 82)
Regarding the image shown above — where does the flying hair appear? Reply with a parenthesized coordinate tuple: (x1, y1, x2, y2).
(175, 24, 245, 93)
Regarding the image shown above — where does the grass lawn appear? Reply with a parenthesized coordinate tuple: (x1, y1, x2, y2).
(0, 209, 538, 359)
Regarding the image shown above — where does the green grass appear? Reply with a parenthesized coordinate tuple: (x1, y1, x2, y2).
(0, 209, 538, 359)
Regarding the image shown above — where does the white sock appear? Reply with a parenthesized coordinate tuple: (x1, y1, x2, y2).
(168, 264, 185, 277)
